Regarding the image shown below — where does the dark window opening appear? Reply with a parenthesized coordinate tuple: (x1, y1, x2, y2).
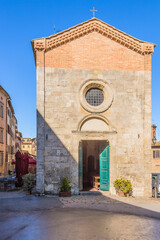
(85, 88, 104, 106)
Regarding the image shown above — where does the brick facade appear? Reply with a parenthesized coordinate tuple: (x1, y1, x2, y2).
(36, 32, 151, 71)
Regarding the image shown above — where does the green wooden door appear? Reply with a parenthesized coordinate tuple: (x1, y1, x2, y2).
(78, 141, 83, 190)
(100, 145, 109, 191)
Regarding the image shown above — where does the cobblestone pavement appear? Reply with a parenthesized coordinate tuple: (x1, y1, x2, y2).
(0, 190, 160, 218)
(59, 191, 160, 219)
(1, 191, 160, 240)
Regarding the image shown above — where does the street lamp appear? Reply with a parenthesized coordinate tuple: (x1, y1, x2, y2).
(152, 136, 157, 145)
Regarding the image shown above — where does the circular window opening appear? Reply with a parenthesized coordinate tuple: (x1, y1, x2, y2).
(85, 88, 104, 106)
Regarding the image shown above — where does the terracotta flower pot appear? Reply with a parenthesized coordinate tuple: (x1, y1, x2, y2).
(118, 190, 125, 197)
(59, 192, 71, 197)
(117, 190, 130, 197)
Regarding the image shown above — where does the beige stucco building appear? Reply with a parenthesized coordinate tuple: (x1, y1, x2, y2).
(151, 124, 160, 174)
(32, 18, 156, 196)
(16, 129, 22, 152)
(22, 138, 37, 157)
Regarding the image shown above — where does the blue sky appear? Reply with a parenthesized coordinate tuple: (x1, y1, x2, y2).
(0, 0, 160, 139)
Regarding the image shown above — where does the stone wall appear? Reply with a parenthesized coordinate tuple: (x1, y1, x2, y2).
(36, 66, 152, 196)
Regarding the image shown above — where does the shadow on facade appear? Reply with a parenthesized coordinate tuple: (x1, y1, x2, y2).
(37, 111, 111, 195)
(37, 111, 78, 194)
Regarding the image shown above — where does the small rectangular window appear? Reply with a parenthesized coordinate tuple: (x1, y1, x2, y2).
(7, 125, 12, 135)
(0, 152, 3, 166)
(153, 151, 155, 158)
(0, 129, 3, 143)
(153, 150, 160, 159)
(11, 146, 14, 154)
(156, 150, 160, 159)
(0, 104, 3, 118)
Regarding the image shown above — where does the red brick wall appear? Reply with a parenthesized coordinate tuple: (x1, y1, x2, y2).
(36, 31, 151, 71)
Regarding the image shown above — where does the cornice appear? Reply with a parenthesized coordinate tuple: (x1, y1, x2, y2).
(8, 100, 15, 114)
(31, 18, 156, 55)
(0, 85, 10, 99)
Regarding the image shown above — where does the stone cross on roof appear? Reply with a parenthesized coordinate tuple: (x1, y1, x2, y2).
(90, 7, 97, 18)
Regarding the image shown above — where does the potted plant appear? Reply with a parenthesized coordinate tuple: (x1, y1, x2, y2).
(59, 177, 71, 197)
(113, 178, 132, 197)
(23, 173, 36, 195)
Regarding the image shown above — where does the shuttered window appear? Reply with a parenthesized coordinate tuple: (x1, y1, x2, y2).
(0, 152, 3, 166)
(0, 104, 3, 118)
(0, 129, 3, 143)
(153, 150, 160, 159)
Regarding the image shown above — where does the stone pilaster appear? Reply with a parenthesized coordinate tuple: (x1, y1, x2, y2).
(36, 50, 45, 193)
(143, 70, 152, 197)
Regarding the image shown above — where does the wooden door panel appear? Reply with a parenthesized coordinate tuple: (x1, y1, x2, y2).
(100, 145, 109, 191)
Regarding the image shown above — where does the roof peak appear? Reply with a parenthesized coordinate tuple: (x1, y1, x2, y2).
(32, 18, 155, 55)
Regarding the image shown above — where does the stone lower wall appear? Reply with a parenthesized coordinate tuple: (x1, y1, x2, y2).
(36, 67, 152, 197)
(44, 124, 78, 194)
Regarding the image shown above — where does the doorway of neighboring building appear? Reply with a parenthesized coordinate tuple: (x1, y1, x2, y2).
(152, 173, 160, 198)
(78, 140, 109, 191)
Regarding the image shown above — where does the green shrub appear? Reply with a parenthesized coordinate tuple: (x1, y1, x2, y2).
(60, 177, 71, 192)
(23, 173, 36, 192)
(113, 178, 132, 194)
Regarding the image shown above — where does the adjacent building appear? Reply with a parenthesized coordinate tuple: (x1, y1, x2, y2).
(31, 138, 37, 157)
(32, 18, 155, 196)
(21, 138, 37, 158)
(0, 86, 9, 175)
(151, 124, 160, 173)
(16, 128, 22, 152)
(0, 85, 21, 176)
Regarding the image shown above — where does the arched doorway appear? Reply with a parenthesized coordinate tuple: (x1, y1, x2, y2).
(79, 140, 109, 191)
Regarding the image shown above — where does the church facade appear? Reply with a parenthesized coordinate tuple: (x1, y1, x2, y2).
(32, 18, 155, 196)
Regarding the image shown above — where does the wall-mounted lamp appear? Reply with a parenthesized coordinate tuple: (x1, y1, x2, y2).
(152, 136, 157, 145)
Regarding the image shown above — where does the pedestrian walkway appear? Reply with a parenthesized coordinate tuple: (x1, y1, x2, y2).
(0, 190, 160, 219)
(59, 191, 160, 219)
(0, 190, 26, 198)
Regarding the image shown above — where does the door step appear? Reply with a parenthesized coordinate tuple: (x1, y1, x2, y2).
(79, 191, 102, 196)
